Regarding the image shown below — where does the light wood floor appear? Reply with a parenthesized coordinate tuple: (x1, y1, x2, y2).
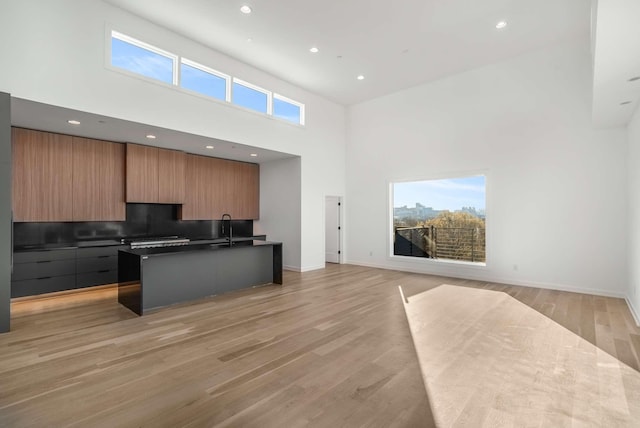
(1, 264, 639, 427)
(403, 285, 640, 426)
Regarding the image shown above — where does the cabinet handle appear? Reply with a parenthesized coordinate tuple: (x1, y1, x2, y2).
(97, 255, 110, 259)
(97, 270, 110, 273)
(36, 260, 52, 264)
(36, 276, 52, 280)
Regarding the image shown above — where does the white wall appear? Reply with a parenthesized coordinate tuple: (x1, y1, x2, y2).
(346, 38, 628, 297)
(0, 0, 346, 271)
(628, 105, 640, 322)
(256, 157, 301, 270)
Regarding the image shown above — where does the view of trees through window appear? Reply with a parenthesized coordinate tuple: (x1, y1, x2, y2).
(393, 175, 486, 263)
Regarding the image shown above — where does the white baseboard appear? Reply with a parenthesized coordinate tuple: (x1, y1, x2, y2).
(626, 297, 640, 327)
(283, 265, 301, 272)
(300, 264, 326, 273)
(344, 259, 627, 299)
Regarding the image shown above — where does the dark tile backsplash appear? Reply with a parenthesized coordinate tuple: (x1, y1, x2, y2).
(14, 204, 254, 247)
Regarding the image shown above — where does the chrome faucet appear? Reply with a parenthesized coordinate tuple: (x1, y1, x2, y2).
(221, 213, 233, 247)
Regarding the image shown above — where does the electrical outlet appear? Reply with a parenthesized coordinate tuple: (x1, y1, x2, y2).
(513, 264, 518, 271)
(369, 251, 373, 256)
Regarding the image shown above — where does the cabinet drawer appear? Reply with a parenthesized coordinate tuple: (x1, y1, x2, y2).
(76, 270, 118, 288)
(76, 255, 117, 273)
(12, 259, 76, 281)
(76, 245, 126, 259)
(11, 275, 76, 298)
(13, 249, 76, 263)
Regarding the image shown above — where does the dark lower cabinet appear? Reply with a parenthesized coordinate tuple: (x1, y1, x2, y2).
(12, 245, 127, 297)
(76, 246, 124, 290)
(12, 275, 77, 297)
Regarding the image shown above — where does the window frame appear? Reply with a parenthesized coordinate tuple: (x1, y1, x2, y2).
(231, 78, 272, 115)
(180, 58, 231, 102)
(110, 30, 179, 85)
(273, 93, 305, 125)
(388, 173, 489, 268)
(107, 29, 306, 127)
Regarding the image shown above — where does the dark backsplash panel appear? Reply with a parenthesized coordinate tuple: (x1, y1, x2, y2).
(14, 204, 254, 247)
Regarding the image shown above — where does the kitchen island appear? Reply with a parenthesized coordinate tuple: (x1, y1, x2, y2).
(118, 240, 282, 315)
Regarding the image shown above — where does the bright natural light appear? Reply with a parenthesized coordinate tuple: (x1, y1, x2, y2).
(392, 175, 486, 263)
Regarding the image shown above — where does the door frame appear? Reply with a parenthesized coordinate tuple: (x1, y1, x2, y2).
(325, 195, 343, 264)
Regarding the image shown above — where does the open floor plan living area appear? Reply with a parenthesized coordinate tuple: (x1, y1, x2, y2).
(1, 0, 640, 426)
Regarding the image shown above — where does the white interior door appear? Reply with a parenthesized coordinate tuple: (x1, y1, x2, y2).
(325, 196, 341, 263)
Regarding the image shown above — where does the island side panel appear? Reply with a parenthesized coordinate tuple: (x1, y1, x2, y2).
(273, 243, 283, 285)
(141, 251, 219, 312)
(215, 245, 273, 294)
(118, 250, 142, 315)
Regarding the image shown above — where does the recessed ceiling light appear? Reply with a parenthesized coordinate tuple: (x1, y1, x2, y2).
(205, 145, 214, 149)
(67, 120, 81, 125)
(357, 75, 365, 80)
(146, 134, 156, 139)
(246, 38, 253, 43)
(240, 5, 252, 14)
(629, 76, 640, 82)
(496, 21, 507, 29)
(310, 47, 319, 53)
(621, 101, 632, 105)
(250, 153, 258, 157)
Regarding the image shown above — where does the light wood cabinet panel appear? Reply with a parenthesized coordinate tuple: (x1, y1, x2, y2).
(126, 144, 158, 203)
(181, 154, 210, 220)
(72, 137, 125, 221)
(12, 128, 74, 222)
(238, 162, 259, 219)
(180, 154, 259, 220)
(126, 144, 185, 204)
(158, 148, 185, 203)
(210, 157, 232, 219)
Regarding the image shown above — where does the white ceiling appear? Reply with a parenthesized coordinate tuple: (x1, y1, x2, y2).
(104, 0, 592, 106)
(591, 0, 640, 128)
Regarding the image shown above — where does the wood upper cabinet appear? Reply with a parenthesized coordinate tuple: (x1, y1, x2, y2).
(72, 137, 125, 221)
(236, 162, 259, 220)
(181, 154, 211, 220)
(12, 128, 74, 222)
(181, 154, 259, 220)
(157, 148, 185, 203)
(126, 144, 158, 203)
(126, 144, 185, 203)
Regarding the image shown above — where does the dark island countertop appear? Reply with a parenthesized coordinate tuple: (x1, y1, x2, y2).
(14, 235, 267, 252)
(120, 240, 281, 258)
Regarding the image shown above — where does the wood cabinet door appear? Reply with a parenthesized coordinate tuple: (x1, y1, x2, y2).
(209, 157, 231, 219)
(72, 137, 125, 221)
(126, 144, 159, 203)
(12, 128, 74, 222)
(181, 154, 210, 220)
(238, 162, 259, 220)
(158, 148, 185, 203)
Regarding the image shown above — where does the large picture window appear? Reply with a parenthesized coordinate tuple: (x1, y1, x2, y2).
(392, 175, 486, 263)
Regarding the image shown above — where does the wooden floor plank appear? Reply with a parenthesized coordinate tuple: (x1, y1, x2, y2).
(0, 264, 638, 427)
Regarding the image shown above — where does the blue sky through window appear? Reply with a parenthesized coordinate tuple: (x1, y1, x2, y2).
(232, 82, 267, 113)
(273, 98, 301, 124)
(180, 63, 226, 100)
(111, 38, 173, 84)
(394, 175, 486, 211)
